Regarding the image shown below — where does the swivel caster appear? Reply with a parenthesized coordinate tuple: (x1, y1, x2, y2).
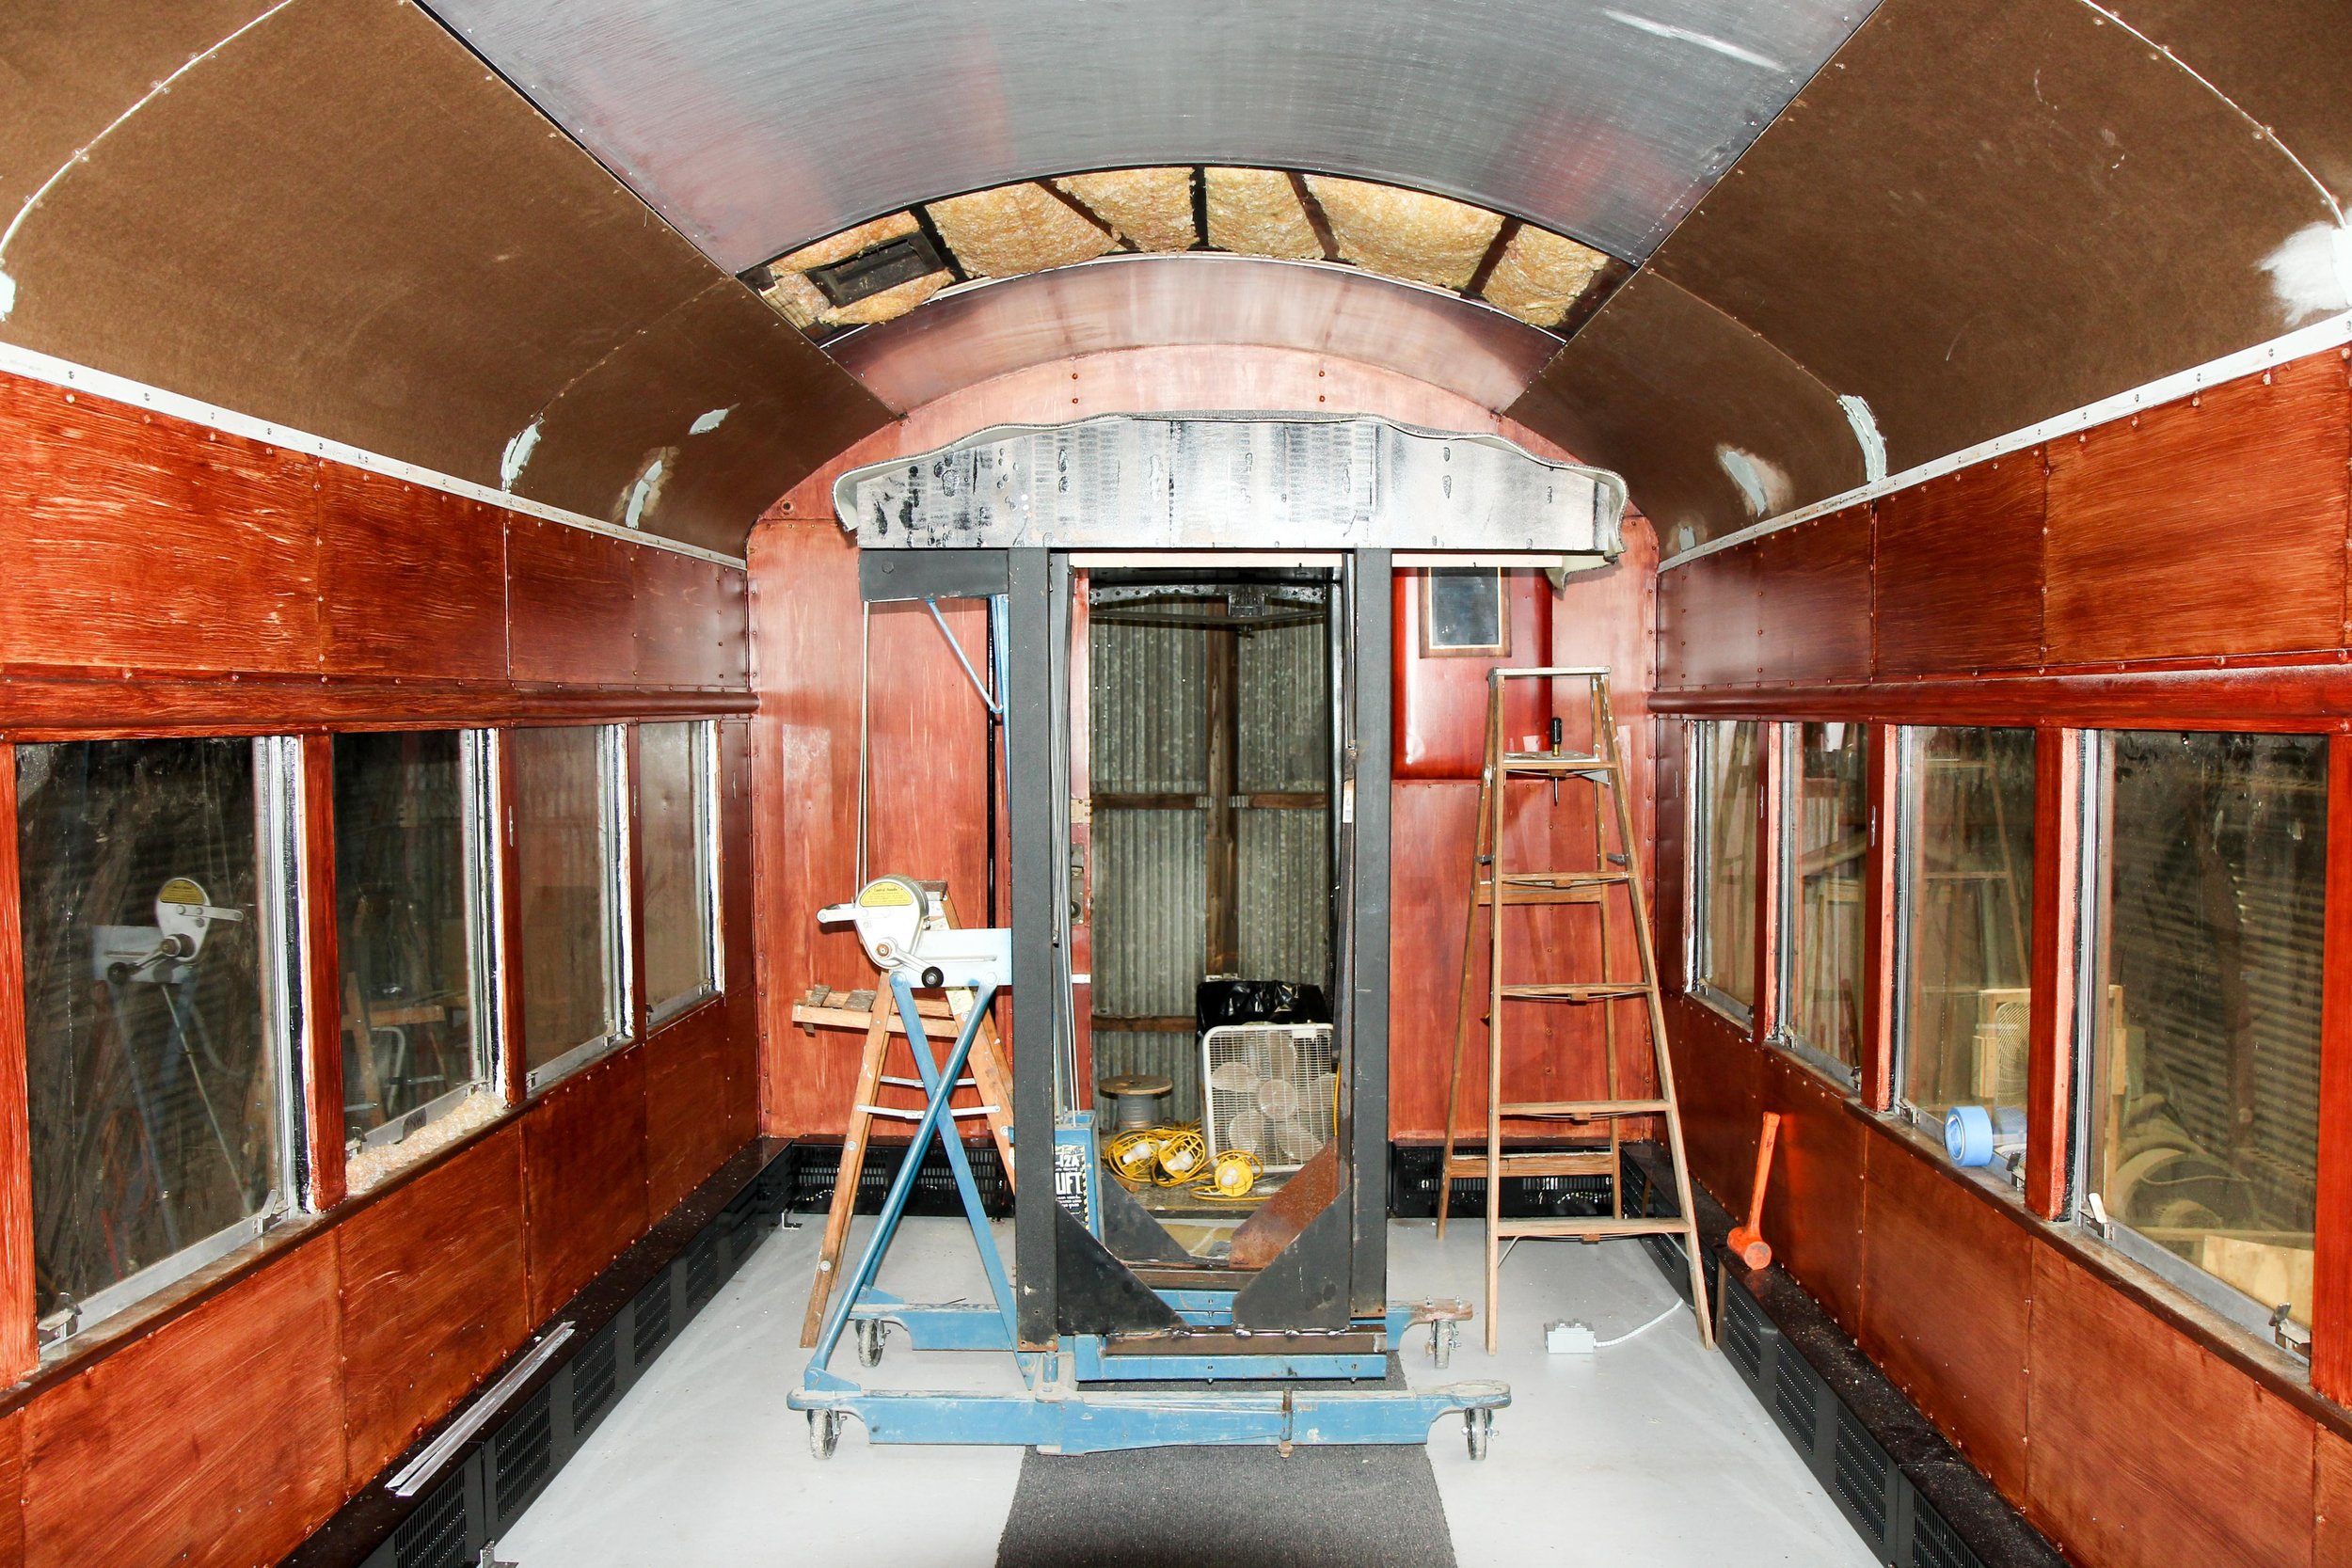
(855, 1318, 887, 1368)
(808, 1409, 843, 1461)
(1429, 1318, 1457, 1370)
(1464, 1408, 1493, 1462)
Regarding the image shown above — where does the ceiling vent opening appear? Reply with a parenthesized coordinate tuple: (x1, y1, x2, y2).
(806, 230, 949, 308)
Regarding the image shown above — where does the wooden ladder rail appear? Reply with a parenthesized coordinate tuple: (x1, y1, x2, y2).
(1435, 667, 1713, 1353)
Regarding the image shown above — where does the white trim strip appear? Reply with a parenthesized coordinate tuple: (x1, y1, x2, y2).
(1658, 310, 2352, 573)
(389, 1323, 576, 1497)
(0, 340, 747, 570)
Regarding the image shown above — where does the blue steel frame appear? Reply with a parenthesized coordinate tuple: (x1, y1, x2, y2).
(789, 973, 1510, 1452)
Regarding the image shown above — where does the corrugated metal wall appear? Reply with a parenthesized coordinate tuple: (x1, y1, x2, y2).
(1090, 593, 1330, 1121)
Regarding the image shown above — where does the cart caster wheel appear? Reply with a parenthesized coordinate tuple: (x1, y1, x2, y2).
(808, 1410, 843, 1461)
(1431, 1319, 1456, 1370)
(1464, 1408, 1493, 1462)
(855, 1319, 887, 1368)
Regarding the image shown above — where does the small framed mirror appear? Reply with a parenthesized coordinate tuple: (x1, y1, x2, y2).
(1421, 566, 1509, 657)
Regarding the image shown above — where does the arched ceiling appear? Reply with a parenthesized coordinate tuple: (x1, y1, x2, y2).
(0, 0, 2346, 558)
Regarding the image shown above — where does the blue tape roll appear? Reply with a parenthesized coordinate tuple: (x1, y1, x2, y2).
(1945, 1104, 1995, 1166)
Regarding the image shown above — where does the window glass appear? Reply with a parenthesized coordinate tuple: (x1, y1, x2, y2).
(1789, 722, 1867, 1072)
(512, 727, 623, 1080)
(2090, 731, 2324, 1332)
(1900, 728, 2035, 1160)
(1693, 721, 1759, 1010)
(641, 721, 717, 1022)
(17, 738, 283, 1335)
(336, 732, 497, 1185)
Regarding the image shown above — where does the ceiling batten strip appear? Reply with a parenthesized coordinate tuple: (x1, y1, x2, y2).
(0, 340, 749, 571)
(1656, 309, 2352, 573)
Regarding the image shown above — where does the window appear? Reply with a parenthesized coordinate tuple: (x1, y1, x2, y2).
(17, 737, 297, 1340)
(2087, 730, 2324, 1340)
(1691, 720, 1760, 1016)
(640, 721, 719, 1024)
(1898, 728, 2035, 1167)
(1786, 722, 1867, 1079)
(335, 731, 500, 1190)
(1420, 567, 1508, 655)
(511, 726, 628, 1090)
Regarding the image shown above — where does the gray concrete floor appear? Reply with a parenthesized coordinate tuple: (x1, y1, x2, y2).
(500, 1212, 1873, 1567)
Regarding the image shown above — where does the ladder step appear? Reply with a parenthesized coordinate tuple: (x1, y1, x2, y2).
(1498, 1099, 1672, 1118)
(1501, 754, 1617, 775)
(1498, 983, 1651, 1001)
(1494, 1216, 1692, 1240)
(1443, 1151, 1614, 1179)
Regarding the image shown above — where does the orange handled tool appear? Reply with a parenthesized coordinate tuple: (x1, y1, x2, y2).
(1726, 1112, 1781, 1271)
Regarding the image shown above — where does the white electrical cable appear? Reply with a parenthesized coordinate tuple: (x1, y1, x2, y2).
(1594, 1301, 1686, 1349)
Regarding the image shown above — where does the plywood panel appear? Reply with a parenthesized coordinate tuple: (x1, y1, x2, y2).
(717, 719, 760, 1152)
(0, 377, 323, 676)
(2319, 1421, 2352, 1566)
(522, 1050, 649, 1321)
(2045, 356, 2351, 664)
(1758, 1052, 1867, 1334)
(1662, 997, 1762, 1214)
(1656, 540, 1760, 690)
(637, 549, 749, 689)
(1856, 1132, 2033, 1497)
(1875, 451, 2046, 676)
(23, 1235, 345, 1568)
(338, 1126, 529, 1482)
(0, 1408, 23, 1568)
(645, 1003, 736, 1218)
(1391, 568, 1552, 780)
(2026, 1245, 2316, 1568)
(1753, 505, 1871, 686)
(318, 465, 508, 681)
(508, 516, 642, 688)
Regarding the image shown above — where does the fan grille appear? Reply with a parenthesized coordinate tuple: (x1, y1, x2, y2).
(1200, 1023, 1338, 1173)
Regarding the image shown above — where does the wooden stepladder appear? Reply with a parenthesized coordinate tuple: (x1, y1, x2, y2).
(792, 885, 1016, 1347)
(1436, 668, 1712, 1352)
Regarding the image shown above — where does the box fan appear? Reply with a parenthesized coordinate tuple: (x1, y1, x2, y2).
(1200, 1023, 1338, 1175)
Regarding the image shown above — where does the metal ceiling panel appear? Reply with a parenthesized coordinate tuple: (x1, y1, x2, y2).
(828, 254, 1560, 415)
(419, 0, 1880, 272)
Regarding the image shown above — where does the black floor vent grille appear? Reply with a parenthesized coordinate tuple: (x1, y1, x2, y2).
(631, 1279, 673, 1366)
(390, 1475, 468, 1568)
(1772, 1342, 1821, 1449)
(1832, 1402, 1892, 1545)
(685, 1235, 720, 1309)
(1722, 1285, 1765, 1382)
(571, 1325, 619, 1438)
(1911, 1499, 1990, 1568)
(490, 1386, 553, 1528)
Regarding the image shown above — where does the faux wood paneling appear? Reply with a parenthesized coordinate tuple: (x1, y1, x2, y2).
(337, 1126, 528, 1482)
(508, 518, 643, 689)
(718, 720, 760, 1153)
(318, 466, 508, 681)
(1656, 539, 1760, 690)
(522, 1050, 649, 1322)
(2044, 354, 2352, 665)
(1857, 1134, 2033, 1498)
(0, 377, 322, 676)
(2320, 1422, 2352, 1564)
(1751, 506, 1871, 686)
(637, 549, 749, 689)
(23, 1234, 345, 1568)
(1874, 452, 2047, 675)
(645, 1003, 736, 1218)
(0, 1409, 20, 1567)
(1663, 996, 1763, 1213)
(1758, 1052, 1867, 1334)
(1391, 567, 1552, 780)
(2026, 1245, 2317, 1568)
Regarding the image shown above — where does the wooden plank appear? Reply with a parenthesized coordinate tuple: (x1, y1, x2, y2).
(0, 752, 32, 1385)
(507, 517, 642, 688)
(496, 731, 529, 1107)
(2025, 1244, 2316, 1568)
(1752, 722, 1784, 1046)
(1857, 722, 1899, 1111)
(301, 733, 348, 1212)
(1873, 451, 2046, 675)
(22, 1235, 345, 1568)
(2044, 355, 2351, 664)
(336, 1124, 528, 1483)
(521, 1048, 648, 1322)
(0, 377, 324, 678)
(2315, 732, 2352, 1402)
(2319, 1422, 2352, 1568)
(1654, 659, 2352, 731)
(317, 465, 507, 682)
(1752, 505, 1872, 687)
(624, 722, 649, 1048)
(1856, 1130, 2033, 1497)
(1758, 1051, 1867, 1335)
(2024, 725, 2081, 1219)
(0, 1409, 20, 1567)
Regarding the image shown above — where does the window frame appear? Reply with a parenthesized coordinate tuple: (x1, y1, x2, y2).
(516, 722, 635, 1096)
(1685, 718, 1756, 1029)
(644, 719, 723, 1030)
(1418, 565, 1510, 657)
(1773, 721, 1864, 1091)
(30, 735, 308, 1350)
(335, 728, 507, 1161)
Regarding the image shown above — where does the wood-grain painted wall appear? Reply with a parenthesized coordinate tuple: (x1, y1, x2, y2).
(1651, 343, 2352, 1568)
(0, 367, 762, 1568)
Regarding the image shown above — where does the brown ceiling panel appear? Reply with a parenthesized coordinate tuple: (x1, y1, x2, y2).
(517, 280, 887, 554)
(1507, 274, 1865, 549)
(1646, 0, 2341, 471)
(0, 0, 887, 549)
(2105, 1, 2352, 203)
